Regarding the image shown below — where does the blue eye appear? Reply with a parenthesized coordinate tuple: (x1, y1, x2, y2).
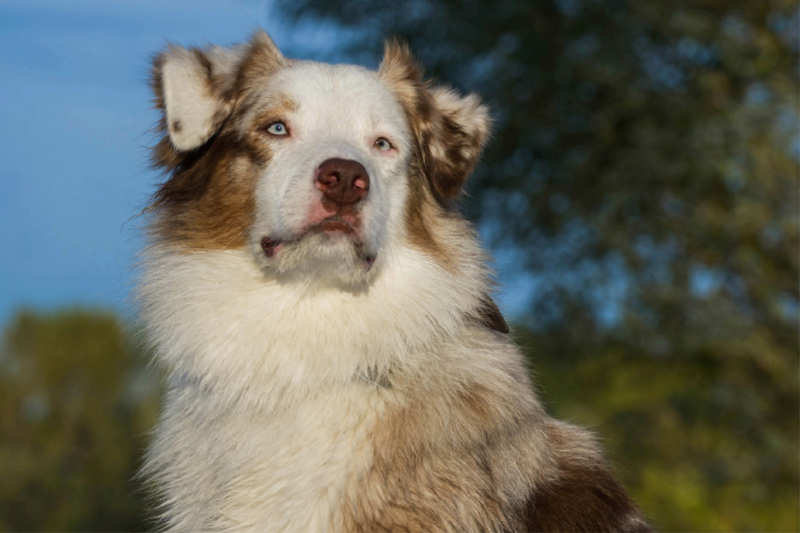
(265, 122, 288, 136)
(375, 138, 393, 151)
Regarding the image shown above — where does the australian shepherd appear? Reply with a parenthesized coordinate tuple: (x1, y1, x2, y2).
(138, 30, 650, 532)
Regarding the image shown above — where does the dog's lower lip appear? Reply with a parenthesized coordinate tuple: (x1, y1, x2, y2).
(261, 237, 282, 257)
(315, 219, 354, 233)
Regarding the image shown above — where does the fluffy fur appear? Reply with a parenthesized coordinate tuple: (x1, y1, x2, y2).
(138, 30, 650, 532)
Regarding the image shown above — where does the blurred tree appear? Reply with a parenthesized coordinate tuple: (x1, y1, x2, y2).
(278, 0, 799, 530)
(0, 310, 160, 532)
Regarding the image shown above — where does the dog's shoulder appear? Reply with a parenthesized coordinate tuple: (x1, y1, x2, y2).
(337, 331, 649, 533)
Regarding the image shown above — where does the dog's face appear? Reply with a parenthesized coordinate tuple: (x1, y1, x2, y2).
(245, 61, 412, 284)
(149, 32, 490, 287)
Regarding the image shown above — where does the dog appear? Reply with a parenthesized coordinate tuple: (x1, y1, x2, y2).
(137, 30, 650, 532)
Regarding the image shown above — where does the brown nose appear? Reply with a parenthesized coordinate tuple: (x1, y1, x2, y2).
(315, 158, 370, 206)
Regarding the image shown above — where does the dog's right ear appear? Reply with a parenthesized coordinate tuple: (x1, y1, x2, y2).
(151, 45, 242, 152)
(150, 31, 284, 173)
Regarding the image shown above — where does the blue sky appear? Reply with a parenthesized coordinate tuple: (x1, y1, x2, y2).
(0, 0, 533, 326)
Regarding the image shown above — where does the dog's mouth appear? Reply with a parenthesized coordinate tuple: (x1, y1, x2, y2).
(310, 217, 356, 235)
(260, 217, 377, 270)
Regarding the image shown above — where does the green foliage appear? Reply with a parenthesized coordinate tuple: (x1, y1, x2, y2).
(0, 310, 160, 532)
(518, 327, 798, 530)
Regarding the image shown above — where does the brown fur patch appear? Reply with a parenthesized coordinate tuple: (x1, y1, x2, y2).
(516, 426, 650, 533)
(148, 30, 288, 249)
(403, 159, 454, 266)
(518, 466, 648, 532)
(342, 447, 509, 533)
(479, 297, 510, 334)
(339, 385, 516, 532)
(148, 130, 268, 249)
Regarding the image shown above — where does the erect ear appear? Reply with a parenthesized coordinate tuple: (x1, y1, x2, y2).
(379, 41, 492, 200)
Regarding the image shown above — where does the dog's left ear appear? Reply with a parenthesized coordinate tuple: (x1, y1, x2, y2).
(423, 87, 492, 199)
(379, 42, 492, 200)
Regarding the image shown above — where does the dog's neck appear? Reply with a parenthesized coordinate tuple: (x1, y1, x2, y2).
(138, 241, 488, 408)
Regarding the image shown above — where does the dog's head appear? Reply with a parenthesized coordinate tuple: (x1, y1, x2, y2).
(148, 31, 490, 287)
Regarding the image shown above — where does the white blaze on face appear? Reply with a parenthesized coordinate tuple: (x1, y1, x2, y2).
(244, 61, 412, 280)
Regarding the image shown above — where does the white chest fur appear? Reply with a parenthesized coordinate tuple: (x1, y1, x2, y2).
(139, 246, 484, 531)
(149, 379, 387, 532)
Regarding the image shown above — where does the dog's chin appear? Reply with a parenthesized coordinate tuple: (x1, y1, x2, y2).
(255, 231, 378, 288)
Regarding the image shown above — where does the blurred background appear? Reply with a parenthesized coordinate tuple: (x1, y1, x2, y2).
(0, 0, 797, 530)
